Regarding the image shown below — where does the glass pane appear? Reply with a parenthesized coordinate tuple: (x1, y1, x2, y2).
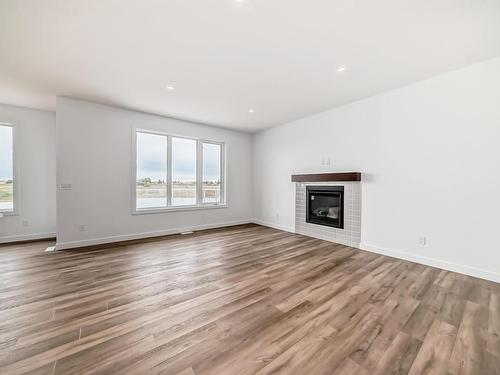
(136, 132, 167, 209)
(0, 125, 13, 212)
(202, 143, 221, 204)
(172, 137, 197, 206)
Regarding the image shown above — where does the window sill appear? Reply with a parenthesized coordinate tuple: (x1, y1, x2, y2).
(0, 211, 17, 217)
(132, 204, 228, 215)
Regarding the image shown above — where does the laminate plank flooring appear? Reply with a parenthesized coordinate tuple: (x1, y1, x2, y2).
(0, 224, 499, 374)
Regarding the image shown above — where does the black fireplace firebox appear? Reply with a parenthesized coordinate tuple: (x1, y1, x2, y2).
(306, 186, 344, 229)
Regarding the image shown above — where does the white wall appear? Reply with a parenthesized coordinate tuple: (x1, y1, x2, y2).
(0, 104, 56, 242)
(254, 57, 500, 282)
(56, 97, 253, 249)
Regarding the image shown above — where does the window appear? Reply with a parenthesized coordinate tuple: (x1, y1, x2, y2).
(172, 137, 197, 206)
(0, 123, 14, 213)
(202, 142, 222, 204)
(134, 129, 225, 212)
(136, 132, 167, 209)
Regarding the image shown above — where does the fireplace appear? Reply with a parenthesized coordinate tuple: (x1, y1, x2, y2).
(306, 186, 344, 229)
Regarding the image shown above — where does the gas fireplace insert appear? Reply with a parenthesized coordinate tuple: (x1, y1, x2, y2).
(306, 186, 344, 229)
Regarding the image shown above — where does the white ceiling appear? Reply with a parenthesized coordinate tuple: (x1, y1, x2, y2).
(1, 0, 499, 132)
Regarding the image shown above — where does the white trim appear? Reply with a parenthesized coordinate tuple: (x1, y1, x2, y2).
(253, 219, 295, 233)
(0, 232, 56, 244)
(252, 220, 500, 283)
(360, 242, 500, 284)
(55, 219, 251, 250)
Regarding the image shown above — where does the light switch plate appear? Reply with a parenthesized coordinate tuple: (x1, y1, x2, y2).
(58, 183, 72, 190)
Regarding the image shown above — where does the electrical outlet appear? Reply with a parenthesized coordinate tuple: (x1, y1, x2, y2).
(321, 158, 332, 166)
(79, 224, 87, 232)
(419, 236, 427, 246)
(22, 219, 29, 227)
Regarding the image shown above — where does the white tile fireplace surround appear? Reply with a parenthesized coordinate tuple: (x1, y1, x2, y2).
(295, 180, 361, 248)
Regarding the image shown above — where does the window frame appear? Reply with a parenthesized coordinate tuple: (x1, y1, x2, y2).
(0, 121, 19, 216)
(131, 127, 226, 215)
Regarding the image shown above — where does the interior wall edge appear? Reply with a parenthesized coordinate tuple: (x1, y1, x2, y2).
(252, 219, 294, 234)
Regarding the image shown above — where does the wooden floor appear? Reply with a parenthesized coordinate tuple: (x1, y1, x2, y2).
(0, 224, 499, 374)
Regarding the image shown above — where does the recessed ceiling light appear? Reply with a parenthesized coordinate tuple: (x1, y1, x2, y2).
(248, 108, 255, 114)
(336, 65, 346, 73)
(166, 84, 175, 90)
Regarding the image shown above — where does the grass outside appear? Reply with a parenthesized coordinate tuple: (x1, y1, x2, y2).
(0, 184, 13, 202)
(136, 182, 220, 200)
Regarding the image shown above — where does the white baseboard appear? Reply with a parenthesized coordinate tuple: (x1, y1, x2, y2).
(252, 219, 295, 233)
(360, 242, 500, 284)
(55, 220, 252, 250)
(21, 222, 498, 284)
(0, 232, 56, 244)
(237, 221, 500, 284)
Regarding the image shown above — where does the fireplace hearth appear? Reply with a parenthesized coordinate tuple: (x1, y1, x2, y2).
(306, 186, 344, 229)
